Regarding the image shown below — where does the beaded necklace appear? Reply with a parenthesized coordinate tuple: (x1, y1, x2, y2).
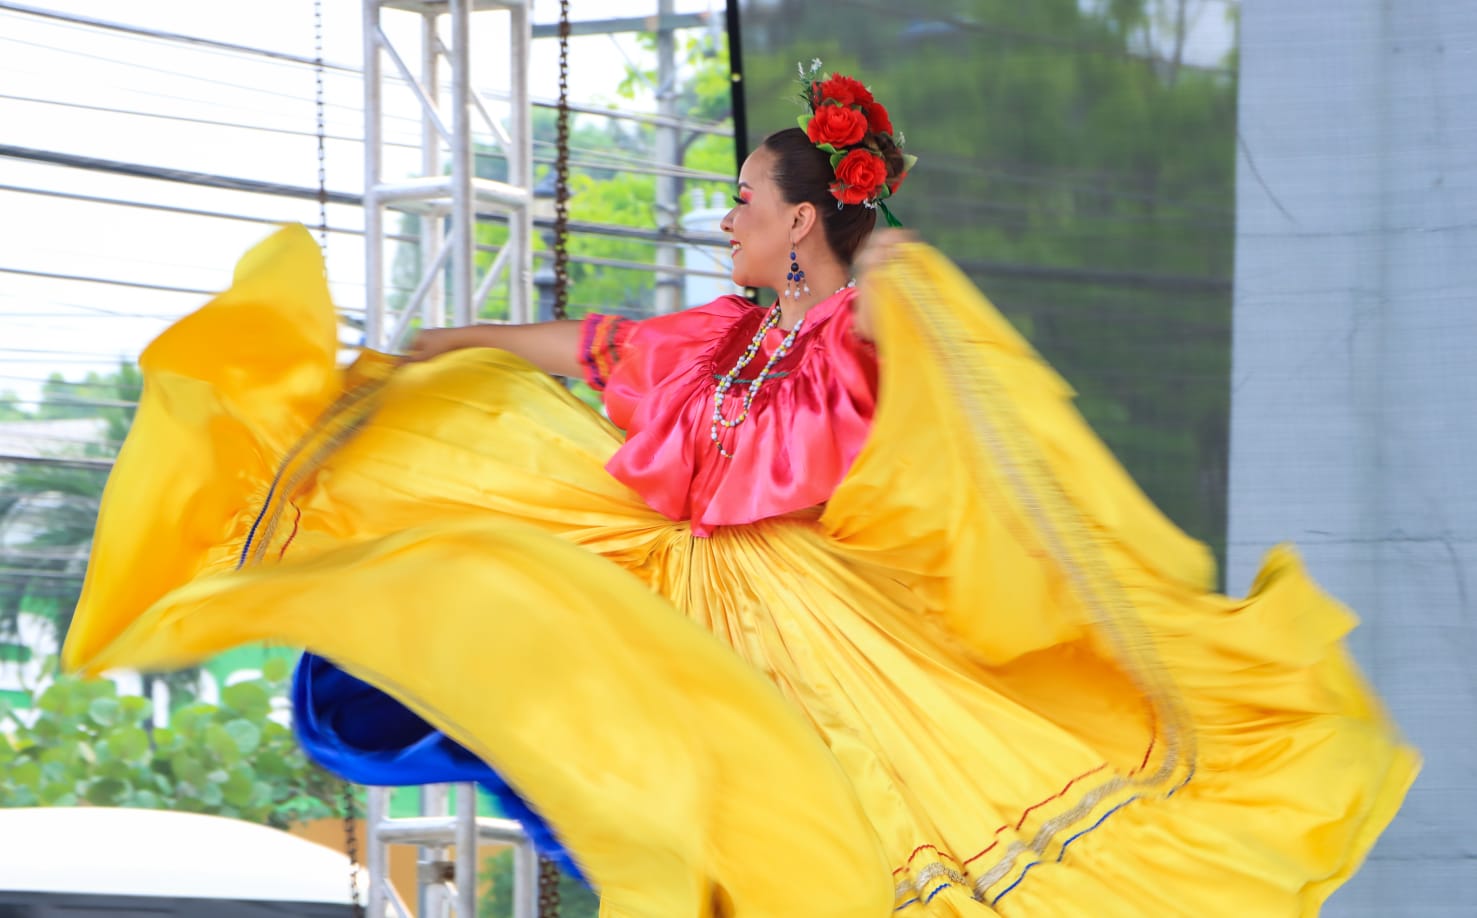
(709, 284, 851, 458)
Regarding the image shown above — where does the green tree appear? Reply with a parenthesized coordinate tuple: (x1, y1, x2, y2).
(34, 365, 142, 432)
(0, 463, 104, 645)
(740, 0, 1237, 572)
(0, 661, 342, 829)
(0, 363, 139, 648)
(478, 33, 733, 322)
(0, 391, 26, 421)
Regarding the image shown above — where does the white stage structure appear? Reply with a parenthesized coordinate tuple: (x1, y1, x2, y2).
(363, 0, 535, 352)
(359, 3, 541, 917)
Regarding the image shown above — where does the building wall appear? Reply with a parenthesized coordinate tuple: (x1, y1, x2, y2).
(1228, 3, 1477, 913)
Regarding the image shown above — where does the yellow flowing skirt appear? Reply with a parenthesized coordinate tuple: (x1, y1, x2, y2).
(64, 226, 1416, 917)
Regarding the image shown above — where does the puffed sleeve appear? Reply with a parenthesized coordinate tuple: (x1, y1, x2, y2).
(577, 313, 635, 392)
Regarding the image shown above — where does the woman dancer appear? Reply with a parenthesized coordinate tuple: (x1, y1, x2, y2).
(65, 66, 1415, 917)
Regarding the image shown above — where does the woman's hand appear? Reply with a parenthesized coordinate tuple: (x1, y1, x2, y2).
(853, 228, 916, 281)
(851, 229, 918, 341)
(404, 326, 480, 363)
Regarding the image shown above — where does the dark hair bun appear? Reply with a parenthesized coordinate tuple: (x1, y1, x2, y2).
(761, 127, 900, 265)
(870, 131, 908, 189)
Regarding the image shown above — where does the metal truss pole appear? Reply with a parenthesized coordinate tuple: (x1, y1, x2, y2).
(360, 4, 535, 916)
(364, 783, 538, 918)
(363, 0, 386, 347)
(420, 7, 445, 331)
(448, 0, 474, 326)
(362, 0, 533, 353)
(507, 0, 533, 323)
(653, 0, 680, 314)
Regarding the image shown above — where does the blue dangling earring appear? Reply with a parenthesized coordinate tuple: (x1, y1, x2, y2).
(785, 249, 809, 299)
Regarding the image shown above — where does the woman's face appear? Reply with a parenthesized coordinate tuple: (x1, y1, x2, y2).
(719, 146, 797, 291)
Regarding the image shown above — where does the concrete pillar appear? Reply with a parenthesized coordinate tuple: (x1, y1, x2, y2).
(1228, 3, 1477, 913)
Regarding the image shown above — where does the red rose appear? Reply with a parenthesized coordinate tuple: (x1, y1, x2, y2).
(806, 104, 868, 148)
(815, 74, 873, 107)
(831, 149, 889, 205)
(861, 101, 893, 136)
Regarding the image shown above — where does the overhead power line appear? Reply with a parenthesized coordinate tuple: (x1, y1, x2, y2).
(0, 145, 1228, 289)
(0, 1, 341, 69)
(0, 3, 734, 138)
(0, 91, 732, 183)
(0, 182, 383, 241)
(0, 144, 732, 246)
(0, 143, 362, 205)
(0, 266, 217, 297)
(0, 453, 113, 471)
(0, 34, 358, 112)
(0, 3, 720, 71)
(0, 395, 138, 409)
(0, 373, 132, 387)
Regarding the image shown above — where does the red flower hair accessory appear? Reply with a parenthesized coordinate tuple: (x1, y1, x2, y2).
(794, 59, 917, 222)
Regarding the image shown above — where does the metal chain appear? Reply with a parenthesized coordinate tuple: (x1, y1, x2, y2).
(313, 0, 329, 253)
(342, 783, 364, 917)
(310, 3, 361, 912)
(551, 0, 572, 321)
(538, 9, 571, 914)
(526, 7, 572, 910)
(538, 856, 562, 918)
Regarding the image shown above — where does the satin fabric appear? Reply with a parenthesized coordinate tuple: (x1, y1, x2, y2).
(595, 290, 876, 535)
(291, 653, 585, 880)
(64, 225, 1416, 917)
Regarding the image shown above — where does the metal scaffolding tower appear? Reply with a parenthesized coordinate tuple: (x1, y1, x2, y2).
(363, 0, 535, 353)
(360, 2, 537, 916)
(364, 784, 540, 917)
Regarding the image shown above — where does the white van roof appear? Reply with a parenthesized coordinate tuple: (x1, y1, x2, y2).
(0, 807, 363, 904)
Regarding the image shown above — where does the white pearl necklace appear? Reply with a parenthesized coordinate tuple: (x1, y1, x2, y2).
(710, 284, 852, 458)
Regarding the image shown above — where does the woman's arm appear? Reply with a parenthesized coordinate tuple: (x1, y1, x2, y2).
(405, 320, 585, 378)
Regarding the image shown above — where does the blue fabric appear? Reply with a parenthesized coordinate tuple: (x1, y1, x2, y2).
(291, 652, 587, 881)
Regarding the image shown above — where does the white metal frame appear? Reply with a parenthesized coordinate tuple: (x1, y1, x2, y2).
(361, 2, 536, 916)
(364, 784, 539, 918)
(363, 0, 534, 354)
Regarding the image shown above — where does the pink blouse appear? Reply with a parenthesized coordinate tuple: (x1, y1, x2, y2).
(579, 289, 877, 536)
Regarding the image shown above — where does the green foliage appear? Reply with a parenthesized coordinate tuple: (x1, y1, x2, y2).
(552, 36, 734, 319)
(562, 172, 659, 315)
(619, 32, 732, 124)
(0, 362, 139, 449)
(0, 390, 27, 421)
(0, 363, 139, 644)
(479, 848, 598, 918)
(35, 365, 141, 449)
(0, 670, 341, 830)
